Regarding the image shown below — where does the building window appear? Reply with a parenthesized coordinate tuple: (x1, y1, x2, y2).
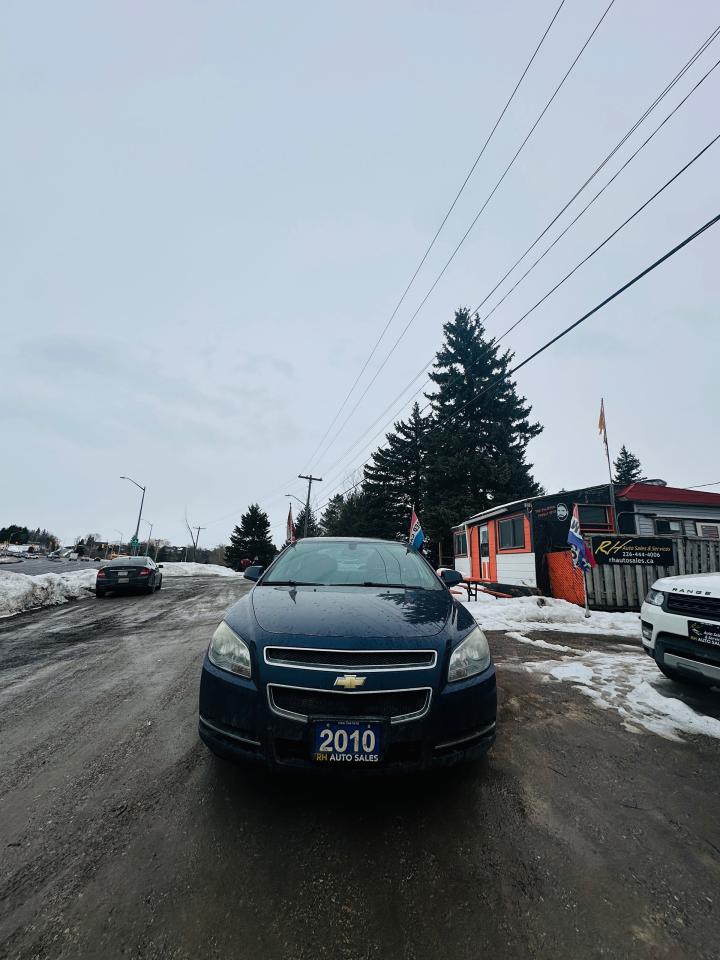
(655, 519, 683, 536)
(577, 504, 613, 532)
(498, 516, 525, 550)
(453, 532, 468, 556)
(697, 522, 720, 539)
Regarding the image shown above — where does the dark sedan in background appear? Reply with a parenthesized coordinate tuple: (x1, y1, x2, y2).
(198, 537, 496, 773)
(96, 556, 163, 597)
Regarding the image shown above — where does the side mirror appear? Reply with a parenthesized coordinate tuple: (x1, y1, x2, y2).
(440, 569, 463, 588)
(244, 565, 264, 582)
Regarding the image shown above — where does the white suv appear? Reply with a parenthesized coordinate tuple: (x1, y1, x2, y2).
(641, 572, 720, 688)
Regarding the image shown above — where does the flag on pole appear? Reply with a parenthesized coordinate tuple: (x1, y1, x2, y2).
(567, 504, 595, 571)
(598, 398, 609, 452)
(409, 508, 424, 550)
(286, 506, 296, 545)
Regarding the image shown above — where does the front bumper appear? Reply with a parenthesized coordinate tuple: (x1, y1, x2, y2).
(198, 656, 496, 773)
(640, 601, 720, 684)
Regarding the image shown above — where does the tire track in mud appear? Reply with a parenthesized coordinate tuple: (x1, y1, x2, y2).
(0, 739, 207, 960)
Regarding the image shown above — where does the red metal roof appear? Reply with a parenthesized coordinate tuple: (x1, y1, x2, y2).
(618, 483, 720, 506)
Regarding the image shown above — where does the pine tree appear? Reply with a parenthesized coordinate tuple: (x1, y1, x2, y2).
(362, 402, 427, 539)
(293, 505, 322, 540)
(319, 494, 346, 536)
(423, 308, 542, 552)
(224, 504, 276, 570)
(613, 445, 643, 485)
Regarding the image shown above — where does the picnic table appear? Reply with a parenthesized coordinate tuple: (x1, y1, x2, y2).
(458, 578, 513, 601)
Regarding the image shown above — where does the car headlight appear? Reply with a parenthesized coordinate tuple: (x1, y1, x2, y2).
(448, 626, 491, 682)
(208, 621, 251, 677)
(645, 589, 665, 607)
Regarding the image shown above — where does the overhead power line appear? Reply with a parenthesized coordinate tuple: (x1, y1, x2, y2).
(493, 128, 720, 342)
(313, 32, 720, 490)
(310, 0, 615, 470)
(471, 22, 720, 320)
(302, 0, 568, 472)
(315, 211, 720, 514)
(317, 121, 720, 498)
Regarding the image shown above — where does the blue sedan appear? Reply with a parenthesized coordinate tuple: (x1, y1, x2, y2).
(198, 537, 496, 773)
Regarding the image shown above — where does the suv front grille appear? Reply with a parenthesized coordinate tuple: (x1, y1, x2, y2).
(264, 647, 436, 670)
(666, 593, 720, 622)
(267, 685, 431, 724)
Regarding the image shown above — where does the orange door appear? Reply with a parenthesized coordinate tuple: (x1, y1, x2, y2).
(479, 524, 490, 580)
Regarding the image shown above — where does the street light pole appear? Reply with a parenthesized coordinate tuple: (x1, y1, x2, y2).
(298, 474, 322, 538)
(120, 476, 146, 555)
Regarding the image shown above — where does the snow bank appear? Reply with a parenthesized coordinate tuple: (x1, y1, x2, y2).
(0, 570, 97, 618)
(464, 594, 639, 637)
(523, 649, 720, 742)
(160, 562, 241, 578)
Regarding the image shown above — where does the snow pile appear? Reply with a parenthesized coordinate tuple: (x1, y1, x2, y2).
(160, 562, 241, 578)
(464, 594, 639, 637)
(0, 569, 97, 618)
(505, 630, 573, 653)
(523, 647, 720, 742)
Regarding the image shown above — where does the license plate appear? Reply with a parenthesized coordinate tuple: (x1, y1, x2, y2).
(689, 620, 720, 647)
(312, 721, 383, 765)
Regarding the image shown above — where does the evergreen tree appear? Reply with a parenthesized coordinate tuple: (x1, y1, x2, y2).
(224, 504, 276, 570)
(319, 494, 346, 536)
(613, 445, 643, 485)
(293, 505, 322, 540)
(423, 308, 542, 553)
(362, 402, 427, 539)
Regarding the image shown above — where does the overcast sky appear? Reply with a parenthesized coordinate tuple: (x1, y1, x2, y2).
(2, 0, 719, 548)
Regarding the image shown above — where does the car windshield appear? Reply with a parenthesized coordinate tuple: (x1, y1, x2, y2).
(262, 540, 441, 589)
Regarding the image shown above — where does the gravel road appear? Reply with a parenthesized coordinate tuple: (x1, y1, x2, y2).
(1, 577, 719, 960)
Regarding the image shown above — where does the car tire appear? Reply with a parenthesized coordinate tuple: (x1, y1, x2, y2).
(658, 662, 713, 689)
(156, 575, 162, 591)
(95, 588, 106, 598)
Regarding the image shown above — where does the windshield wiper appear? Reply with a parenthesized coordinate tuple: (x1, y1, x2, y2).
(263, 580, 317, 587)
(346, 582, 430, 589)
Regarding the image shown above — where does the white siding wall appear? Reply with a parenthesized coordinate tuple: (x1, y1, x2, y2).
(633, 502, 720, 536)
(454, 556, 471, 577)
(496, 553, 537, 587)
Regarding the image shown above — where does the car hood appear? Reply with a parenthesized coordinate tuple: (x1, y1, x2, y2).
(653, 572, 720, 599)
(251, 585, 451, 638)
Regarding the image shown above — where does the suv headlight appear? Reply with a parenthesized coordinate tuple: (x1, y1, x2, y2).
(448, 626, 491, 682)
(645, 589, 665, 607)
(208, 621, 251, 677)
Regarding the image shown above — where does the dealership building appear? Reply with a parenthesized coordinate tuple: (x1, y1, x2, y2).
(451, 481, 720, 598)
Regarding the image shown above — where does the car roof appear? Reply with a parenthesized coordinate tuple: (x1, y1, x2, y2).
(104, 555, 153, 565)
(298, 537, 405, 545)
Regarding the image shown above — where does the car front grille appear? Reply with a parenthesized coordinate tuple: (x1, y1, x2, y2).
(267, 685, 431, 724)
(666, 593, 720, 622)
(264, 647, 436, 670)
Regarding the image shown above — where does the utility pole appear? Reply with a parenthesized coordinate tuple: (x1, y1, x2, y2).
(120, 476, 146, 554)
(142, 519, 153, 558)
(298, 474, 322, 538)
(192, 526, 205, 562)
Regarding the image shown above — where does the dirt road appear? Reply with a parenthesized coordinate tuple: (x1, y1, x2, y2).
(1, 578, 719, 960)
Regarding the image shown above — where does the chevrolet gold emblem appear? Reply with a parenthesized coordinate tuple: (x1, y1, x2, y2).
(334, 674, 366, 690)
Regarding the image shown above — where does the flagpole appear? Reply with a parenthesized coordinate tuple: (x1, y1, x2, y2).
(600, 397, 618, 530)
